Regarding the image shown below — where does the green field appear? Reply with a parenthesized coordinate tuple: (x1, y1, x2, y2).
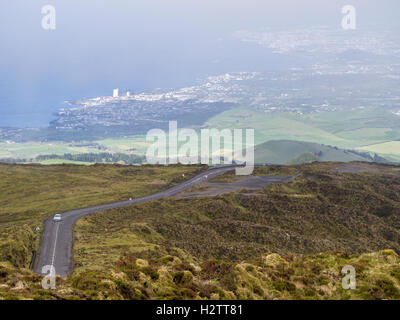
(1, 106, 400, 164)
(206, 107, 400, 151)
(96, 135, 149, 154)
(357, 141, 400, 162)
(34, 159, 93, 165)
(0, 135, 150, 158)
(254, 140, 376, 164)
(0, 142, 98, 159)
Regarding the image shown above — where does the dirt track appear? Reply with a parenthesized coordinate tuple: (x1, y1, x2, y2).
(333, 162, 400, 174)
(333, 163, 380, 173)
(178, 174, 300, 198)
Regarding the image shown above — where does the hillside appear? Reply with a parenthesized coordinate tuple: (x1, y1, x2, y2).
(254, 140, 384, 164)
(207, 107, 400, 151)
(2, 250, 400, 300)
(1, 162, 400, 300)
(0, 163, 207, 268)
(286, 152, 319, 165)
(73, 163, 400, 269)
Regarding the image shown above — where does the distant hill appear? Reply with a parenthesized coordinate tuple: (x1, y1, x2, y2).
(254, 140, 388, 165)
(286, 152, 319, 165)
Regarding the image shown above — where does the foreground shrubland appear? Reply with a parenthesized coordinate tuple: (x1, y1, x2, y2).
(1, 161, 400, 300)
(1, 250, 400, 300)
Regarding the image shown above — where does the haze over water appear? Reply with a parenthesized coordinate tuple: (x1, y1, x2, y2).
(0, 0, 398, 127)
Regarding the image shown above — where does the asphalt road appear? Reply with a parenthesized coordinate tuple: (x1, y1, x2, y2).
(34, 166, 241, 277)
(35, 166, 300, 277)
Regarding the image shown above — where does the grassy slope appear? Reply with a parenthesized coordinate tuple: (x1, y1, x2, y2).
(1, 162, 400, 299)
(206, 107, 400, 150)
(2, 248, 400, 300)
(2, 106, 399, 164)
(286, 152, 319, 165)
(254, 140, 371, 164)
(14, 162, 392, 300)
(0, 163, 207, 268)
(0, 142, 97, 159)
(357, 141, 400, 162)
(96, 136, 149, 154)
(35, 159, 93, 165)
(73, 163, 400, 274)
(0, 136, 150, 160)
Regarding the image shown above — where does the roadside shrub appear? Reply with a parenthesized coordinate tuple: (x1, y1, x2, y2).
(273, 280, 296, 292)
(373, 205, 395, 218)
(389, 265, 400, 281)
(219, 272, 238, 292)
(159, 255, 174, 264)
(125, 269, 141, 281)
(113, 279, 145, 300)
(200, 260, 233, 280)
(173, 271, 193, 285)
(371, 278, 400, 299)
(71, 271, 110, 291)
(141, 266, 159, 280)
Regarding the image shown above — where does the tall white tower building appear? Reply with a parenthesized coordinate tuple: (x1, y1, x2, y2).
(126, 91, 131, 97)
(113, 89, 119, 98)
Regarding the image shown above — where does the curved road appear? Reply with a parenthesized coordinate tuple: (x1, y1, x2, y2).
(35, 166, 300, 277)
(35, 166, 242, 277)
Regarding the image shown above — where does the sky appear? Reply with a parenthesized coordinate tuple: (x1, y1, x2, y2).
(0, 0, 398, 127)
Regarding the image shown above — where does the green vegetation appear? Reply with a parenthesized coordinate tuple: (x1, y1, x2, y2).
(0, 137, 149, 164)
(287, 152, 319, 165)
(3, 106, 400, 165)
(2, 106, 399, 165)
(252, 165, 299, 176)
(0, 153, 145, 165)
(34, 153, 145, 165)
(206, 106, 400, 154)
(253, 140, 380, 165)
(72, 162, 400, 274)
(0, 141, 100, 159)
(0, 163, 207, 268)
(1, 161, 400, 300)
(357, 141, 400, 163)
(96, 136, 149, 155)
(35, 159, 93, 165)
(2, 250, 400, 300)
(254, 140, 387, 165)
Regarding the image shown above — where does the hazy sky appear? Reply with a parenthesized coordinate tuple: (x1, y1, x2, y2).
(0, 0, 398, 126)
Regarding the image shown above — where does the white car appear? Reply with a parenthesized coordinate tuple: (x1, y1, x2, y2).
(53, 214, 62, 222)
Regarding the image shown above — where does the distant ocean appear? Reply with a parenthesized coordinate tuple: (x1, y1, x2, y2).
(0, 38, 304, 128)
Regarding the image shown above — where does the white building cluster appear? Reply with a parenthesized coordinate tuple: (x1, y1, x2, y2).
(113, 89, 132, 98)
